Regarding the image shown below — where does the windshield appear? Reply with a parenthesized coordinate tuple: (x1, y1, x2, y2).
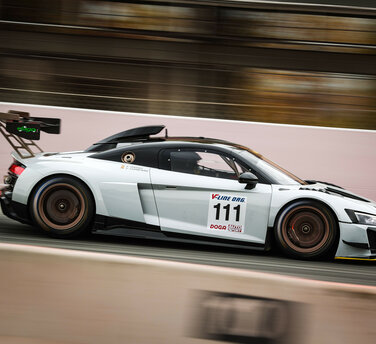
(238, 150, 306, 185)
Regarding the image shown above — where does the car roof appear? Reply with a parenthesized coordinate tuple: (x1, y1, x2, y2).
(121, 136, 259, 155)
(85, 124, 262, 158)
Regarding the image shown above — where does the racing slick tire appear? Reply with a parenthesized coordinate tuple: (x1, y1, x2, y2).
(30, 176, 94, 238)
(274, 200, 338, 260)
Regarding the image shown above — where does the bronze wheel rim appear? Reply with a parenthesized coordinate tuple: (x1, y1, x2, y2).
(38, 183, 85, 230)
(281, 206, 330, 253)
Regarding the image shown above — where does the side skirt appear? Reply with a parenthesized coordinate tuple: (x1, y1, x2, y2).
(92, 215, 267, 251)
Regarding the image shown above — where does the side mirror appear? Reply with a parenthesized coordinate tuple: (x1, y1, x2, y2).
(239, 172, 258, 190)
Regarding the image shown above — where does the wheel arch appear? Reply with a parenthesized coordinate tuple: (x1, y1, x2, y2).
(27, 173, 96, 213)
(272, 197, 340, 229)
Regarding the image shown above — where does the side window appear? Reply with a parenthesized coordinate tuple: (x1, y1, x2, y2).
(168, 150, 240, 180)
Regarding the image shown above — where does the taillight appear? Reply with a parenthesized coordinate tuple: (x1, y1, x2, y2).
(9, 161, 25, 176)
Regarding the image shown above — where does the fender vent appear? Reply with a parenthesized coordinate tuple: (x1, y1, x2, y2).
(299, 187, 327, 193)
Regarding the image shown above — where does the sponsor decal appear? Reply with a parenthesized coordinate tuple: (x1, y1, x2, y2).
(128, 165, 148, 172)
(210, 224, 227, 230)
(228, 224, 243, 232)
(207, 192, 247, 233)
(212, 193, 245, 203)
(121, 165, 148, 172)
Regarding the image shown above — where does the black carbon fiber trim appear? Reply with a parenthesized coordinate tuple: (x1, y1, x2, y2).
(342, 240, 369, 249)
(93, 214, 161, 232)
(0, 198, 31, 225)
(367, 228, 376, 254)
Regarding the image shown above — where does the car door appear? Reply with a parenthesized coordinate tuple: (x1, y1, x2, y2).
(150, 148, 272, 244)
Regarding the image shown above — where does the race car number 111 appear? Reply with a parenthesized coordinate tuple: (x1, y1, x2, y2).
(207, 193, 247, 233)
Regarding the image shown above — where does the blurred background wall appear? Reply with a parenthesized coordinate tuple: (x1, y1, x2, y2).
(0, 0, 375, 129)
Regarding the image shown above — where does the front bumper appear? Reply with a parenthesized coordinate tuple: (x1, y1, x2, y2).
(0, 187, 31, 225)
(335, 222, 376, 260)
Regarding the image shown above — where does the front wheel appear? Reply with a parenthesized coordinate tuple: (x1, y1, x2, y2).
(274, 200, 338, 260)
(30, 176, 94, 238)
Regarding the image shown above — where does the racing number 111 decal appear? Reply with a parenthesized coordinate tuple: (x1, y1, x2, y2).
(207, 193, 247, 233)
(213, 203, 241, 222)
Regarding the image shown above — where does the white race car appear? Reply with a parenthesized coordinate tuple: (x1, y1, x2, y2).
(1, 110, 375, 260)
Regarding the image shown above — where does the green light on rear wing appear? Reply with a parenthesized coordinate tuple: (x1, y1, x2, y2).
(6, 122, 41, 140)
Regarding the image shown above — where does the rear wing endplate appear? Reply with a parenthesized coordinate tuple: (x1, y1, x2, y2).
(0, 110, 61, 158)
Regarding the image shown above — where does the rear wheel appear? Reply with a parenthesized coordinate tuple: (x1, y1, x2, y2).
(274, 200, 338, 260)
(30, 176, 94, 238)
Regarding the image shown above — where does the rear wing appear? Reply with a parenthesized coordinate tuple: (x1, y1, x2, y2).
(0, 110, 61, 158)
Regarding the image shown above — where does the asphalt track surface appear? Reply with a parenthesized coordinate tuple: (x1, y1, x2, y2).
(1, 210, 375, 286)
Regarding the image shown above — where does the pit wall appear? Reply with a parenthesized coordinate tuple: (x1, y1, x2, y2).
(0, 243, 375, 344)
(0, 102, 375, 200)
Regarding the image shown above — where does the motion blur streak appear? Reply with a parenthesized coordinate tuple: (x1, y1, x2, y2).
(0, 0, 376, 129)
(0, 243, 375, 344)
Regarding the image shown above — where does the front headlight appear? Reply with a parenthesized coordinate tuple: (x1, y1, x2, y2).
(355, 212, 376, 226)
(346, 209, 376, 226)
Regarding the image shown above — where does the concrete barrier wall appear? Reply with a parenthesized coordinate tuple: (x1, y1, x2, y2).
(0, 102, 375, 200)
(0, 243, 375, 344)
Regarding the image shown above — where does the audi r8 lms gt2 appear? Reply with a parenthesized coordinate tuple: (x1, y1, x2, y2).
(1, 110, 376, 260)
